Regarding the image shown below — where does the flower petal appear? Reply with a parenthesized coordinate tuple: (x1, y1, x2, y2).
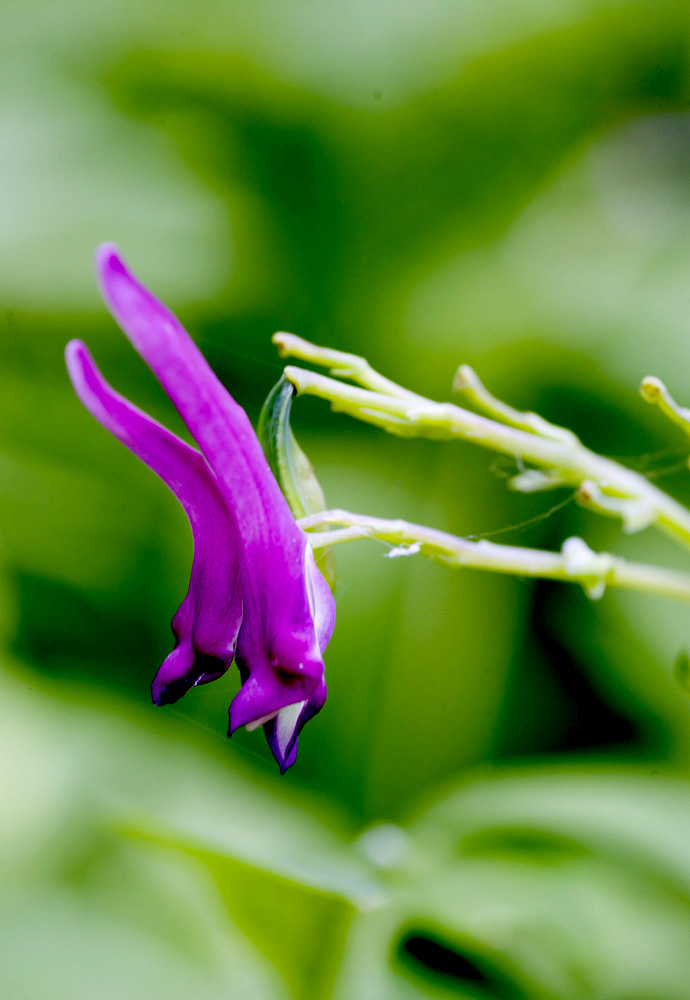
(96, 247, 331, 676)
(236, 547, 335, 773)
(265, 679, 328, 774)
(227, 667, 314, 733)
(305, 545, 336, 654)
(94, 246, 337, 770)
(97, 247, 310, 589)
(226, 547, 334, 721)
(94, 245, 301, 561)
(65, 339, 243, 704)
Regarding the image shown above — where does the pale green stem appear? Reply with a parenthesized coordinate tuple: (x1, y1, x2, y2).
(453, 364, 577, 444)
(299, 509, 690, 604)
(282, 364, 690, 550)
(274, 332, 426, 403)
(640, 376, 690, 443)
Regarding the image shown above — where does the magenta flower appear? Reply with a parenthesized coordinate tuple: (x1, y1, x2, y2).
(66, 246, 334, 772)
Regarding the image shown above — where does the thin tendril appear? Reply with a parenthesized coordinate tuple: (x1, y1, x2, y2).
(465, 493, 576, 541)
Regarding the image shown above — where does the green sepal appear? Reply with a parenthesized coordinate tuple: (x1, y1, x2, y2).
(259, 376, 336, 591)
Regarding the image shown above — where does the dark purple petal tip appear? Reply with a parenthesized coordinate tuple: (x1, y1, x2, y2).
(152, 644, 229, 706)
(265, 679, 327, 774)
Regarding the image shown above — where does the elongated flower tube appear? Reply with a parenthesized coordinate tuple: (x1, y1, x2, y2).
(66, 245, 335, 772)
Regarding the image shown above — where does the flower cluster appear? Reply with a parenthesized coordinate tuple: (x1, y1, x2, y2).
(66, 246, 334, 772)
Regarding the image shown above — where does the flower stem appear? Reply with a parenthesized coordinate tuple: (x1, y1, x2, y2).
(640, 375, 690, 443)
(278, 341, 690, 551)
(299, 509, 690, 604)
(274, 332, 425, 403)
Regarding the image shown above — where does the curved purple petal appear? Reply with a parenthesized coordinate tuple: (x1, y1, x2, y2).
(89, 245, 338, 771)
(264, 678, 328, 774)
(65, 339, 243, 704)
(306, 545, 336, 654)
(94, 247, 331, 742)
(94, 245, 305, 567)
(256, 546, 335, 773)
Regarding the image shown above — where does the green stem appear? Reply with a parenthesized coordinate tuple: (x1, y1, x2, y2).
(274, 332, 425, 402)
(640, 375, 690, 443)
(282, 363, 690, 550)
(299, 509, 690, 604)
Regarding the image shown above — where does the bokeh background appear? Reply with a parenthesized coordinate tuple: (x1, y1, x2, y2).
(3, 1, 690, 997)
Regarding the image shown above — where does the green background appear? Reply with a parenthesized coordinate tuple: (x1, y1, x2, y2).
(3, 0, 690, 996)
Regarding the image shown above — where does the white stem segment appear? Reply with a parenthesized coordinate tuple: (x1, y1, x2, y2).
(300, 509, 690, 604)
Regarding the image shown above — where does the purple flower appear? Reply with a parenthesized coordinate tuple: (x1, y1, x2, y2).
(66, 245, 334, 772)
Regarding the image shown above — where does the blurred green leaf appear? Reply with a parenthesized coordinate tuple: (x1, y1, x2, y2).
(331, 768, 690, 999)
(0, 854, 289, 1000)
(673, 649, 690, 697)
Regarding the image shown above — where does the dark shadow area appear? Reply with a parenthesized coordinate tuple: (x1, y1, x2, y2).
(11, 571, 160, 699)
(397, 929, 525, 997)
